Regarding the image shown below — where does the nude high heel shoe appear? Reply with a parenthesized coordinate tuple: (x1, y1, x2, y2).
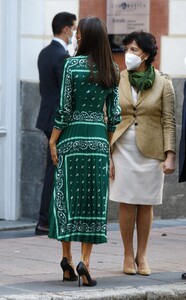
(135, 257, 151, 276)
(123, 257, 136, 275)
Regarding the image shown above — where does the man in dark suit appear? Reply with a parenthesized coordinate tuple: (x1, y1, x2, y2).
(179, 81, 186, 183)
(179, 80, 186, 279)
(35, 12, 77, 235)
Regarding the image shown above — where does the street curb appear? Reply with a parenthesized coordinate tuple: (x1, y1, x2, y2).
(1, 283, 186, 300)
(0, 220, 36, 231)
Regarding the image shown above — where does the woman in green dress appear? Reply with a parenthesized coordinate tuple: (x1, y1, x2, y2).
(49, 17, 121, 286)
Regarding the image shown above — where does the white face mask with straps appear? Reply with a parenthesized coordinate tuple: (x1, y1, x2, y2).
(71, 32, 81, 51)
(71, 32, 78, 50)
(125, 52, 144, 70)
(68, 29, 76, 45)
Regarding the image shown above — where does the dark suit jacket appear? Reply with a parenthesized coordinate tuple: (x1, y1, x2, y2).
(36, 40, 69, 134)
(179, 81, 186, 182)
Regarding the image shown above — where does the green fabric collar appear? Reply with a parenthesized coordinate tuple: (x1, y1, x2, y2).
(128, 66, 155, 93)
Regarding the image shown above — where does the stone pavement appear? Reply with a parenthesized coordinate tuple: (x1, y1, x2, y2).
(0, 219, 186, 299)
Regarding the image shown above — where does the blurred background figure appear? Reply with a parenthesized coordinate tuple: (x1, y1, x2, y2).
(35, 12, 77, 235)
(178, 57, 186, 280)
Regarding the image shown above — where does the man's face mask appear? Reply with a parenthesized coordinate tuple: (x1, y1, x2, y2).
(71, 33, 81, 51)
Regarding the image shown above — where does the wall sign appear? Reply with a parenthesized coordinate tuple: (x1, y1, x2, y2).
(107, 0, 150, 52)
(107, 0, 149, 34)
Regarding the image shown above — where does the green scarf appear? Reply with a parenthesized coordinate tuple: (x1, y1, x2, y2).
(128, 65, 155, 93)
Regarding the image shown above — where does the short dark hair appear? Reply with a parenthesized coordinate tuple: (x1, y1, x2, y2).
(76, 17, 119, 88)
(123, 31, 158, 66)
(52, 12, 76, 35)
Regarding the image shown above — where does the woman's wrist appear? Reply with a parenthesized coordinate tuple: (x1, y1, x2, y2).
(165, 151, 176, 161)
(49, 139, 55, 144)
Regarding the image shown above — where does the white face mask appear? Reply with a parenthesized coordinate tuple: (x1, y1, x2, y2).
(72, 34, 81, 52)
(71, 33, 78, 51)
(68, 29, 76, 45)
(125, 52, 143, 70)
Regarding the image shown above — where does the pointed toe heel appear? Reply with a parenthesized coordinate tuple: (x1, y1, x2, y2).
(123, 267, 136, 275)
(135, 257, 151, 276)
(123, 258, 136, 275)
(60, 257, 78, 281)
(76, 261, 97, 287)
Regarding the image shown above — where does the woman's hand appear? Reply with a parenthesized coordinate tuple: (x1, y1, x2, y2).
(49, 128, 62, 166)
(49, 140, 58, 166)
(109, 156, 115, 180)
(162, 151, 176, 174)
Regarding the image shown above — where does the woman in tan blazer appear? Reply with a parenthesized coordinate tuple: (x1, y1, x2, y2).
(109, 31, 176, 276)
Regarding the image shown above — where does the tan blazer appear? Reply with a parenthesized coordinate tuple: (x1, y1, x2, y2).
(111, 69, 176, 161)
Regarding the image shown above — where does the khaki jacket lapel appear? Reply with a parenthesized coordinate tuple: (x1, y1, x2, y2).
(120, 71, 134, 106)
(136, 88, 152, 106)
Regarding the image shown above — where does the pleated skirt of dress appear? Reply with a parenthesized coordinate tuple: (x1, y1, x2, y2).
(48, 118, 109, 244)
(109, 124, 164, 205)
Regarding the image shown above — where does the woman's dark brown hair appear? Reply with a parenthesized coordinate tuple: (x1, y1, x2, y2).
(76, 17, 119, 88)
(123, 31, 158, 67)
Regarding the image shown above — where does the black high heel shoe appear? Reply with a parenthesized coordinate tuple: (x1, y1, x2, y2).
(76, 261, 97, 287)
(60, 257, 78, 282)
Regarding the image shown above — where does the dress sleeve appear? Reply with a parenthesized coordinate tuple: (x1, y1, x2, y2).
(54, 59, 73, 130)
(106, 86, 121, 132)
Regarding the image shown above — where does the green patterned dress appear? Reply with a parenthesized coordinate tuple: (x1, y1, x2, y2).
(48, 55, 121, 244)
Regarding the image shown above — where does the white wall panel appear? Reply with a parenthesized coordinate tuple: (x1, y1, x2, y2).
(21, 38, 50, 81)
(0, 0, 2, 127)
(21, 0, 44, 35)
(0, 0, 20, 220)
(44, 0, 79, 35)
(161, 36, 186, 77)
(0, 0, 4, 218)
(20, 0, 79, 81)
(169, 0, 186, 35)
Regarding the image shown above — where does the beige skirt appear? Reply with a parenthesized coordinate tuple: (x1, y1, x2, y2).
(109, 124, 164, 205)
